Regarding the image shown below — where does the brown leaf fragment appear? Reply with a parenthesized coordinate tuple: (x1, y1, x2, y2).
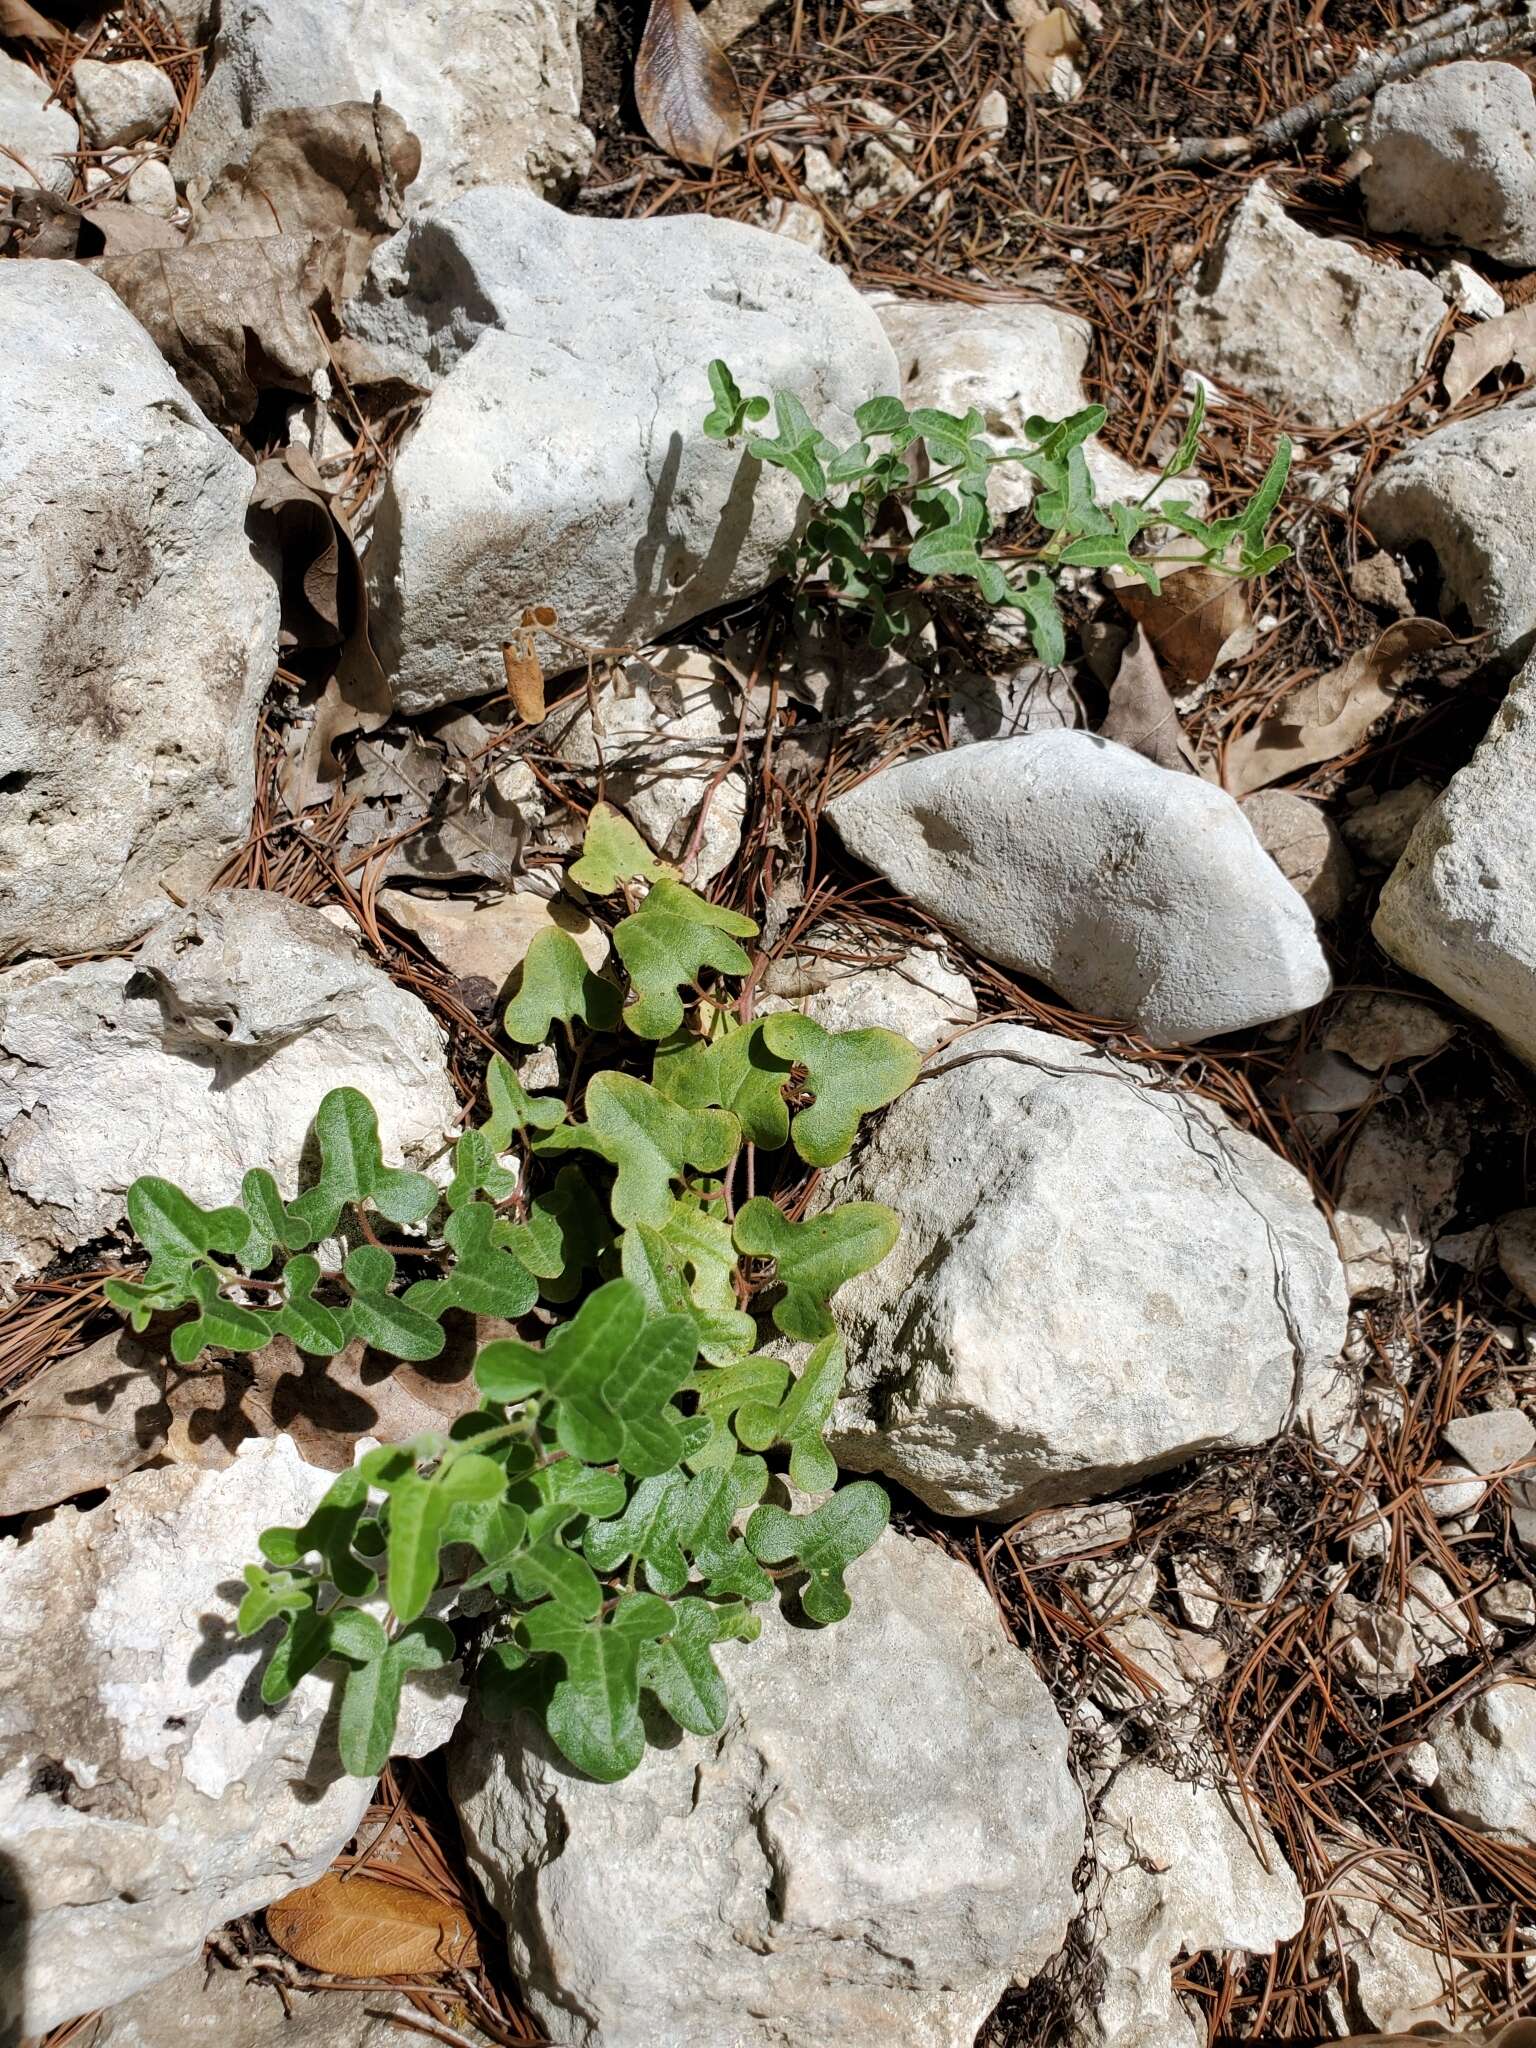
(0, 1329, 168, 1517)
(502, 604, 557, 726)
(1099, 625, 1199, 773)
(1116, 550, 1254, 686)
(0, 0, 63, 42)
(636, 0, 744, 168)
(1023, 5, 1086, 95)
(1223, 617, 1455, 797)
(1442, 300, 1536, 406)
(1, 180, 82, 257)
(188, 101, 421, 251)
(265, 1872, 479, 1978)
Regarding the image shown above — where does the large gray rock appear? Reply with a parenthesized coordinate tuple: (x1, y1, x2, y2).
(1078, 1765, 1304, 2048)
(348, 189, 898, 713)
(0, 263, 279, 961)
(1363, 61, 1536, 268)
(1361, 392, 1536, 664)
(0, 49, 77, 193)
(824, 1022, 1348, 1518)
(174, 0, 594, 208)
(0, 1436, 464, 2036)
(0, 890, 458, 1292)
(826, 734, 1331, 1043)
(89, 1958, 412, 2047)
(450, 1530, 1083, 2048)
(1431, 1681, 1536, 1848)
(1374, 653, 1536, 1069)
(1173, 180, 1446, 428)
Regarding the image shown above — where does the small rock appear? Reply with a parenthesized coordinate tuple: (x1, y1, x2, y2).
(1173, 1557, 1224, 1630)
(88, 1958, 412, 2046)
(1017, 1500, 1135, 1561)
(1432, 1681, 1536, 1846)
(0, 1438, 464, 2036)
(1375, 653, 1536, 1065)
(849, 136, 919, 214)
(823, 1020, 1348, 1519)
(71, 57, 179, 147)
(1332, 1596, 1418, 1696)
(1361, 393, 1536, 664)
(1499, 1207, 1536, 1302)
(0, 49, 77, 194)
(1067, 1553, 1159, 1623)
(827, 735, 1330, 1043)
(1322, 990, 1453, 1070)
(1436, 258, 1505, 319)
(975, 87, 1009, 135)
(1341, 778, 1438, 868)
(1323, 1851, 1470, 2035)
(946, 663, 1085, 742)
(1332, 1099, 1469, 1298)
(1077, 1764, 1304, 2048)
(1094, 1613, 1223, 1717)
(1362, 61, 1536, 269)
(759, 197, 826, 254)
(1172, 179, 1447, 429)
(1481, 1579, 1536, 1629)
(800, 142, 846, 196)
(378, 888, 606, 991)
(125, 154, 178, 216)
(1443, 1406, 1536, 1476)
(1347, 1494, 1393, 1560)
(1268, 1047, 1374, 1144)
(1349, 551, 1414, 615)
(758, 941, 976, 1054)
(1241, 790, 1355, 922)
(1402, 1741, 1441, 1787)
(450, 1530, 1084, 2048)
(1421, 1459, 1485, 1518)
(1407, 1561, 1488, 1662)
(0, 1330, 167, 1517)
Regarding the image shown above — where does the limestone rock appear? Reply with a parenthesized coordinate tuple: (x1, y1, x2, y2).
(825, 734, 1330, 1043)
(175, 0, 594, 208)
(1341, 778, 1438, 867)
(1443, 1407, 1535, 1476)
(0, 890, 457, 1292)
(349, 190, 897, 712)
(1375, 653, 1536, 1067)
(450, 1530, 1083, 2048)
(1077, 1764, 1304, 2048)
(1241, 789, 1355, 923)
(1362, 61, 1536, 269)
(0, 1328, 167, 1517)
(758, 941, 976, 1053)
(0, 49, 76, 193)
(1321, 990, 1453, 1070)
(1173, 180, 1446, 429)
(378, 888, 606, 991)
(823, 1022, 1348, 1518)
(0, 262, 279, 960)
(72, 57, 178, 147)
(1361, 393, 1536, 664)
(1432, 1681, 1536, 1847)
(0, 1437, 464, 2036)
(90, 1961, 412, 2046)
(1332, 1099, 1469, 1298)
(1323, 1853, 1473, 2035)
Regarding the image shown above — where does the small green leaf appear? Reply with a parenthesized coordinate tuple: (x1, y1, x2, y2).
(503, 927, 622, 1044)
(702, 358, 771, 440)
(613, 880, 757, 1041)
(685, 1353, 791, 1468)
(1163, 381, 1206, 480)
(337, 1617, 456, 1777)
(235, 1563, 315, 1637)
(568, 801, 677, 895)
(584, 1071, 739, 1230)
(584, 1453, 768, 1594)
(288, 1088, 438, 1240)
(169, 1266, 274, 1366)
(733, 1196, 901, 1341)
(735, 1331, 847, 1494)
(640, 1596, 761, 1736)
(340, 1245, 445, 1362)
(272, 1252, 348, 1357)
(1012, 568, 1067, 667)
(239, 1168, 316, 1266)
(745, 1481, 890, 1623)
(124, 1175, 253, 1283)
(855, 393, 912, 439)
(378, 1449, 505, 1624)
(747, 389, 836, 499)
(259, 1603, 386, 1707)
(524, 1592, 676, 1781)
(403, 1200, 540, 1323)
(757, 1013, 920, 1166)
(260, 1464, 379, 1600)
(483, 1053, 567, 1146)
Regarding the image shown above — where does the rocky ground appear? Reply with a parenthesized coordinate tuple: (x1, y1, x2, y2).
(5, 0, 1536, 2043)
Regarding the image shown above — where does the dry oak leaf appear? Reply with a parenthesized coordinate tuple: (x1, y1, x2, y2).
(1443, 300, 1536, 407)
(1099, 624, 1200, 773)
(1223, 617, 1455, 798)
(1115, 545, 1254, 686)
(266, 1871, 478, 1978)
(636, 0, 744, 168)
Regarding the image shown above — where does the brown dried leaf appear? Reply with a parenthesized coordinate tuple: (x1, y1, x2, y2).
(1224, 617, 1455, 797)
(0, 0, 63, 42)
(501, 604, 558, 726)
(1442, 300, 1536, 406)
(78, 200, 184, 252)
(1023, 5, 1086, 93)
(0, 1329, 168, 1517)
(1099, 625, 1199, 773)
(636, 0, 744, 168)
(189, 101, 420, 258)
(266, 1873, 478, 1978)
(1116, 553, 1253, 686)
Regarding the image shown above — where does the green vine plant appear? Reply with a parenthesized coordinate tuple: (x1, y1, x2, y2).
(106, 806, 920, 1784)
(703, 360, 1293, 663)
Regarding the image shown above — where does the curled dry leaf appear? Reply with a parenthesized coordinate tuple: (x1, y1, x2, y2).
(502, 603, 558, 726)
(0, 0, 63, 41)
(1115, 546, 1254, 686)
(265, 1872, 479, 1978)
(636, 0, 744, 168)
(1023, 5, 1087, 96)
(1223, 617, 1455, 798)
(1099, 625, 1200, 774)
(1442, 300, 1536, 407)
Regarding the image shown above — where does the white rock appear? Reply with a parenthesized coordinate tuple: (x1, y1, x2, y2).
(1341, 777, 1438, 867)
(1407, 1562, 1489, 1662)
(126, 153, 178, 215)
(1324, 1852, 1470, 2034)
(1092, 1614, 1225, 1720)
(823, 1021, 1348, 1518)
(0, 891, 457, 1292)
(760, 196, 826, 255)
(1375, 651, 1536, 1066)
(546, 650, 748, 885)
(1437, 259, 1505, 320)
(1322, 990, 1453, 1070)
(1421, 1459, 1485, 1518)
(89, 1958, 412, 2046)
(378, 887, 607, 989)
(1362, 61, 1536, 269)
(349, 189, 896, 714)
(1331, 1100, 1468, 1298)
(1331, 1597, 1418, 1696)
(0, 1437, 464, 2036)
(174, 0, 593, 208)
(0, 262, 279, 961)
(1018, 1500, 1135, 1561)
(849, 136, 919, 214)
(976, 87, 1009, 135)
(1361, 393, 1536, 664)
(0, 1327, 166, 1517)
(1241, 790, 1354, 923)
(876, 297, 1195, 522)
(0, 49, 77, 193)
(72, 56, 179, 147)
(1482, 1579, 1536, 1628)
(1173, 1557, 1224, 1631)
(1172, 179, 1447, 429)
(1443, 1406, 1536, 1475)
(1402, 1741, 1441, 1788)
(450, 1529, 1083, 2048)
(1432, 1681, 1536, 1846)
(758, 941, 976, 1054)
(1268, 1047, 1374, 1142)
(1077, 1764, 1303, 2048)
(826, 735, 1330, 1044)
(1068, 1552, 1158, 1623)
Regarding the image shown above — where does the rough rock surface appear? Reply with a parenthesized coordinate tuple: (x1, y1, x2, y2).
(1323, 1853, 1473, 2035)
(0, 50, 76, 192)
(348, 189, 897, 712)
(823, 1022, 1349, 1518)
(1361, 393, 1536, 664)
(826, 734, 1331, 1043)
(760, 942, 976, 1053)
(71, 57, 178, 147)
(1362, 61, 1536, 268)
(1432, 1682, 1536, 1847)
(175, 0, 594, 208)
(1078, 1765, 1304, 2048)
(0, 1437, 464, 2036)
(1242, 789, 1355, 923)
(0, 891, 457, 1291)
(450, 1529, 1083, 2048)
(1332, 1099, 1469, 1298)
(1374, 653, 1536, 1068)
(0, 262, 279, 961)
(1172, 180, 1446, 428)
(90, 1961, 411, 2047)
(1321, 990, 1453, 1070)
